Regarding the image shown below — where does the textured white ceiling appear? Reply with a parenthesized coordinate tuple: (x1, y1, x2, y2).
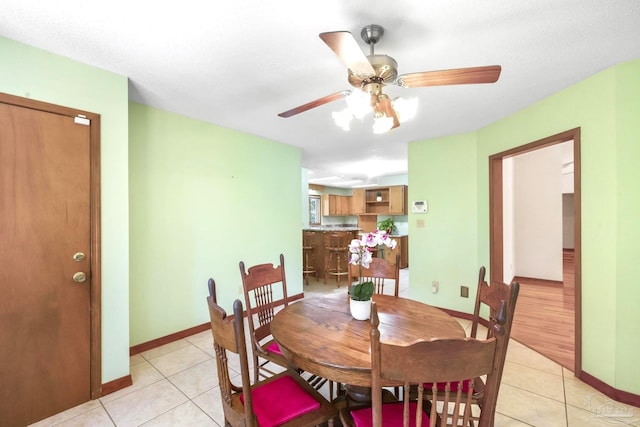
(2, 0, 639, 187)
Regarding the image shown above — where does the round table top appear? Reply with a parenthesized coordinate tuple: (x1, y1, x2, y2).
(271, 293, 465, 386)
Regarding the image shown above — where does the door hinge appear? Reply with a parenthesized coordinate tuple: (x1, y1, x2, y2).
(74, 114, 91, 126)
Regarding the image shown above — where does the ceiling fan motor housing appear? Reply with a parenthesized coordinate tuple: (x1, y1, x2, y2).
(348, 54, 398, 88)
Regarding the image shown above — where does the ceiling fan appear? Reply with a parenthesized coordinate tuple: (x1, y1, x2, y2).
(278, 24, 502, 132)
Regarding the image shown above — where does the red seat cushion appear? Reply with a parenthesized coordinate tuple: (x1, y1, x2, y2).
(423, 379, 471, 393)
(266, 341, 283, 356)
(240, 375, 320, 427)
(351, 402, 430, 427)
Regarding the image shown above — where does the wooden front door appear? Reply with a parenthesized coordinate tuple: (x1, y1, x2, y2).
(0, 94, 101, 426)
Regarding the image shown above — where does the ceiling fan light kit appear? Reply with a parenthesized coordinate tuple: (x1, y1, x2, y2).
(335, 85, 418, 133)
(278, 24, 501, 134)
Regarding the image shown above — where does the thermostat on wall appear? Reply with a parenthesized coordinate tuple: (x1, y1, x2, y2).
(412, 200, 428, 213)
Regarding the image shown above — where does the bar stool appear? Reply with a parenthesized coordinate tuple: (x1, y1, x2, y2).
(302, 231, 316, 285)
(324, 231, 351, 287)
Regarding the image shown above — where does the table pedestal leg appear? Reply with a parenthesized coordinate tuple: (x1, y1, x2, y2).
(345, 385, 371, 404)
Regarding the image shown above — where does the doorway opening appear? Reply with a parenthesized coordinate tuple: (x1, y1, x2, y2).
(489, 128, 581, 376)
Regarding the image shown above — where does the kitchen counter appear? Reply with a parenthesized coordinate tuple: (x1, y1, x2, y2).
(303, 226, 361, 232)
(358, 232, 407, 237)
(355, 232, 409, 268)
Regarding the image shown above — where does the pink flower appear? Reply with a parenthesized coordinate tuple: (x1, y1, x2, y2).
(348, 230, 397, 270)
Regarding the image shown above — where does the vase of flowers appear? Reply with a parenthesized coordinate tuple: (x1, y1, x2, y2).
(348, 230, 397, 320)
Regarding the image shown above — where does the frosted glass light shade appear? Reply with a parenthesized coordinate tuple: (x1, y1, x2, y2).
(332, 109, 353, 131)
(372, 115, 394, 134)
(393, 97, 418, 123)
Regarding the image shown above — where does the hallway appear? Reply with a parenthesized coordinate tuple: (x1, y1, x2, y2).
(511, 249, 575, 370)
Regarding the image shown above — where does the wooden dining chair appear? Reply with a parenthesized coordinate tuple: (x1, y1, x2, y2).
(207, 277, 217, 301)
(207, 295, 337, 426)
(467, 267, 520, 425)
(346, 253, 402, 399)
(239, 254, 331, 397)
(239, 254, 293, 383)
(339, 302, 502, 427)
(471, 266, 519, 340)
(421, 267, 520, 426)
(348, 254, 400, 297)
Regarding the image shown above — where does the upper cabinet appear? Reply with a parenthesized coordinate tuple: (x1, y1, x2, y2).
(321, 194, 353, 216)
(320, 185, 407, 217)
(388, 185, 407, 215)
(352, 189, 365, 214)
(357, 185, 407, 215)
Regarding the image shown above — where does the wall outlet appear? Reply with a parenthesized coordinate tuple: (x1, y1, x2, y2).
(432, 281, 439, 294)
(460, 285, 469, 298)
(417, 219, 425, 228)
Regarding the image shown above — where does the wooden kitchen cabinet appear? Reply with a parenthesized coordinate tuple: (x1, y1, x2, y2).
(360, 185, 407, 215)
(321, 186, 406, 217)
(322, 194, 353, 216)
(352, 189, 365, 214)
(388, 185, 407, 215)
(383, 235, 408, 268)
(341, 195, 353, 215)
(355, 185, 408, 232)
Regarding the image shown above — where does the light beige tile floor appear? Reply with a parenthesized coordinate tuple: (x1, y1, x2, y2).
(32, 270, 639, 426)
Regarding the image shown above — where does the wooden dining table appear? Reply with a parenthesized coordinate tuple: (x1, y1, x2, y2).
(270, 292, 466, 388)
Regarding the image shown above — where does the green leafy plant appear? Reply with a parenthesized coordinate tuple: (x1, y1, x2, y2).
(349, 281, 375, 301)
(377, 218, 396, 234)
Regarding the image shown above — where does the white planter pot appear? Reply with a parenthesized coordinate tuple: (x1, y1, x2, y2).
(350, 298, 371, 321)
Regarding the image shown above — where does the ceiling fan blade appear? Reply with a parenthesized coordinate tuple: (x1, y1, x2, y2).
(278, 91, 349, 118)
(396, 65, 502, 88)
(379, 96, 400, 129)
(319, 31, 375, 78)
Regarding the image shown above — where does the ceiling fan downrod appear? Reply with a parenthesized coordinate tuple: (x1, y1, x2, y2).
(361, 24, 384, 55)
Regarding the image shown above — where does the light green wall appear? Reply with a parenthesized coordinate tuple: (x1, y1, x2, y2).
(614, 60, 640, 394)
(408, 59, 640, 394)
(408, 133, 479, 310)
(477, 68, 620, 386)
(128, 103, 303, 345)
(0, 36, 130, 383)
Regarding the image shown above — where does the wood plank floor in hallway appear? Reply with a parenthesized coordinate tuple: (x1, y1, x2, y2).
(511, 249, 575, 371)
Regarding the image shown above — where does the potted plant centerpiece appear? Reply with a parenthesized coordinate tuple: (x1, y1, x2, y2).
(348, 230, 397, 320)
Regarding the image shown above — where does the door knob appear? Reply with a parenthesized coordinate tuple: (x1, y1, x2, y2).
(73, 252, 86, 262)
(73, 272, 87, 283)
